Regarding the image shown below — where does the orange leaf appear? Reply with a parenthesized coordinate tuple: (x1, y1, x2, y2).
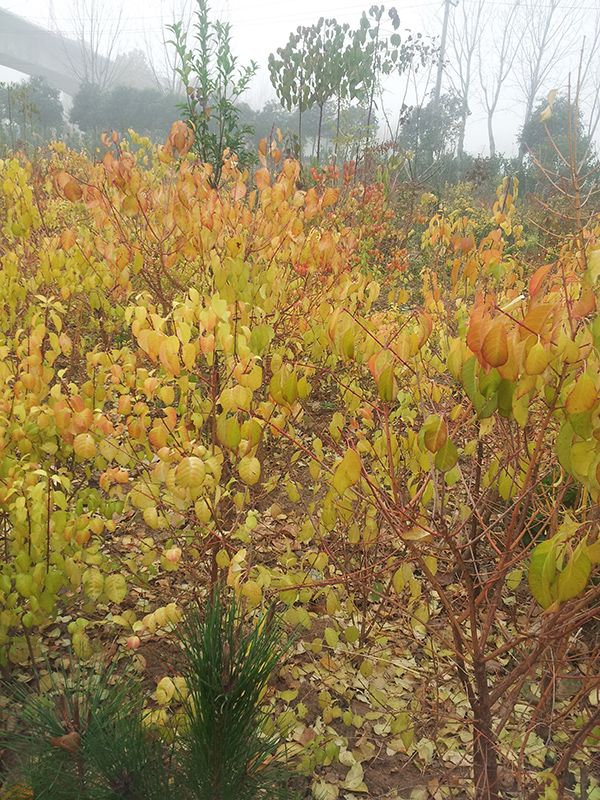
(519, 304, 551, 339)
(481, 322, 508, 367)
(231, 181, 246, 201)
(322, 187, 338, 207)
(55, 171, 71, 190)
(258, 137, 267, 167)
(63, 180, 83, 202)
(529, 263, 553, 297)
(497, 340, 519, 381)
(416, 313, 433, 348)
(423, 416, 448, 453)
(60, 229, 76, 250)
(255, 168, 270, 190)
(122, 196, 139, 217)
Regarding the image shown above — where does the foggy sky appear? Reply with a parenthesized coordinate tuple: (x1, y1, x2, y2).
(0, 0, 598, 157)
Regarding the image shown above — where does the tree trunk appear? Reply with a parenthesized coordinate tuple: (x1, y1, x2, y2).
(335, 92, 341, 165)
(317, 103, 324, 164)
(298, 104, 303, 164)
(487, 112, 496, 159)
(472, 658, 500, 800)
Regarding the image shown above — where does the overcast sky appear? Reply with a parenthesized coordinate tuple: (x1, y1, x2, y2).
(1, 0, 598, 157)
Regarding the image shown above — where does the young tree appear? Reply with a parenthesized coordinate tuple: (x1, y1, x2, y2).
(168, 0, 258, 184)
(143, 0, 195, 93)
(303, 18, 350, 164)
(353, 5, 396, 149)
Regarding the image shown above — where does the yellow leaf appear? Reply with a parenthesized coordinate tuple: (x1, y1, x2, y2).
(319, 655, 338, 672)
(402, 526, 433, 542)
(566, 372, 597, 415)
(341, 761, 367, 792)
(525, 341, 548, 375)
(176, 456, 206, 488)
(239, 455, 261, 485)
(73, 433, 96, 459)
(333, 448, 361, 496)
(156, 676, 175, 705)
(104, 574, 126, 603)
(242, 580, 262, 608)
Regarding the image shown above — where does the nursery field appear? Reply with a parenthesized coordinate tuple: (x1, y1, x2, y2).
(0, 123, 599, 800)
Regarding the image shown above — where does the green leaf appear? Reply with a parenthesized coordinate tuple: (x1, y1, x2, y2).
(528, 543, 557, 608)
(497, 379, 515, 418)
(434, 438, 458, 472)
(344, 625, 360, 643)
(461, 355, 478, 401)
(557, 547, 591, 602)
(556, 421, 574, 473)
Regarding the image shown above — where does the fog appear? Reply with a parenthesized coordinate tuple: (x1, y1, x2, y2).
(1, 0, 598, 159)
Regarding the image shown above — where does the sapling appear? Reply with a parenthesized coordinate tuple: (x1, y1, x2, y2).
(174, 590, 301, 800)
(1, 594, 301, 800)
(1, 655, 171, 800)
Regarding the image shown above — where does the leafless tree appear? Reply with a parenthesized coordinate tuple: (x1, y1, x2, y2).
(143, 0, 194, 94)
(513, 0, 585, 163)
(577, 13, 600, 144)
(476, 1, 524, 158)
(446, 0, 486, 160)
(51, 0, 126, 92)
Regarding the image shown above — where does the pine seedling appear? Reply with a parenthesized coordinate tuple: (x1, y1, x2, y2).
(175, 591, 301, 800)
(1, 655, 173, 800)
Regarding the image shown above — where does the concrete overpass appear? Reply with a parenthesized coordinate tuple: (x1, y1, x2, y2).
(0, 7, 112, 96)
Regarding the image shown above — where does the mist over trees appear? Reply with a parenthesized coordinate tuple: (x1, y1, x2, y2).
(0, 0, 598, 189)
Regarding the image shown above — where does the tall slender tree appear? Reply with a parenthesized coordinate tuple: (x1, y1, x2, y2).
(446, 0, 485, 161)
(476, 0, 524, 158)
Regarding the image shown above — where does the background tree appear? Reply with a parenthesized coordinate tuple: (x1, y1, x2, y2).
(70, 84, 182, 140)
(268, 26, 312, 161)
(168, 0, 258, 184)
(514, 0, 585, 164)
(0, 77, 63, 148)
(55, 0, 125, 92)
(398, 90, 462, 178)
(476, 0, 524, 158)
(445, 0, 485, 164)
(520, 94, 598, 194)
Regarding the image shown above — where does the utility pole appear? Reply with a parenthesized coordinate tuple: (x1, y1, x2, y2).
(433, 0, 453, 111)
